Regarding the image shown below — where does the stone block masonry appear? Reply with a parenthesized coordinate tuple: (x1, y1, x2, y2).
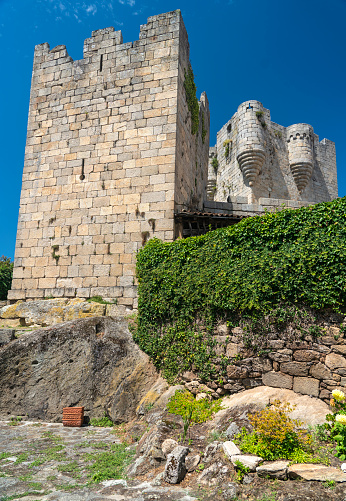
(9, 10, 210, 306)
(208, 100, 337, 208)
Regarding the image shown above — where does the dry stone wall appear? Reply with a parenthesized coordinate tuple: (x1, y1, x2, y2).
(181, 319, 346, 404)
(9, 10, 209, 306)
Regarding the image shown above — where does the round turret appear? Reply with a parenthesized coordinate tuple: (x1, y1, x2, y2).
(236, 101, 266, 187)
(286, 124, 314, 193)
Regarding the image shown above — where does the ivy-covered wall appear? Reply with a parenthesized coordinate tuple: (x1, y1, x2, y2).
(134, 197, 346, 385)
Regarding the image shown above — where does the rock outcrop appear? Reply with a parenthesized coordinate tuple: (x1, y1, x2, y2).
(0, 316, 159, 422)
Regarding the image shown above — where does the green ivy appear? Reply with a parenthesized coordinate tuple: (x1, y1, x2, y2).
(183, 64, 199, 135)
(134, 198, 346, 382)
(0, 256, 13, 300)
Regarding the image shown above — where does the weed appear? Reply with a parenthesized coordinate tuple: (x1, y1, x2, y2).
(18, 473, 33, 481)
(0, 452, 12, 460)
(90, 414, 114, 427)
(234, 459, 250, 483)
(87, 442, 135, 483)
(15, 453, 29, 464)
(208, 429, 227, 443)
(8, 416, 22, 426)
(87, 296, 116, 305)
(57, 461, 81, 478)
(211, 156, 219, 173)
(323, 479, 336, 488)
(223, 139, 231, 158)
(167, 389, 223, 425)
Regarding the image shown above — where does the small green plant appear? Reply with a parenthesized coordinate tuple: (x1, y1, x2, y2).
(223, 139, 231, 158)
(274, 130, 282, 139)
(167, 390, 222, 426)
(87, 442, 135, 482)
(51, 245, 60, 264)
(211, 156, 219, 173)
(87, 296, 116, 305)
(323, 479, 336, 489)
(90, 414, 114, 428)
(8, 416, 22, 426)
(234, 459, 250, 483)
(256, 110, 267, 128)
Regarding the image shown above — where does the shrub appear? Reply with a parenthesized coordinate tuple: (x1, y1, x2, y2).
(235, 400, 312, 460)
(0, 256, 13, 300)
(167, 389, 222, 424)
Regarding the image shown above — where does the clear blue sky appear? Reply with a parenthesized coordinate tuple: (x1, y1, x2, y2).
(1, 0, 345, 259)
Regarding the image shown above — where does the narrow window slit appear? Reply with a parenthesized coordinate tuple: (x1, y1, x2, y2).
(80, 159, 85, 180)
(100, 54, 103, 72)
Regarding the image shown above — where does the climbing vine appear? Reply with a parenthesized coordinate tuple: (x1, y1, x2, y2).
(184, 64, 199, 135)
(134, 197, 346, 382)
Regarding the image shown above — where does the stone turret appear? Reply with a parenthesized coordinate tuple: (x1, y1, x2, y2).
(208, 100, 337, 213)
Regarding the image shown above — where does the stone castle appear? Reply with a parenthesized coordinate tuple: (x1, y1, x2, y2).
(9, 10, 338, 309)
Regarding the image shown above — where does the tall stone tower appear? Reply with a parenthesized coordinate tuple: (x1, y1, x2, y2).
(9, 10, 210, 308)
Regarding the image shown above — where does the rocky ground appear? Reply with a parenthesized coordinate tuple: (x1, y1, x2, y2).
(2, 396, 346, 501)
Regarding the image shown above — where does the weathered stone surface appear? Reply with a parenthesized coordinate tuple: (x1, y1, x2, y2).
(185, 381, 201, 394)
(222, 441, 241, 458)
(197, 461, 230, 486)
(293, 377, 320, 397)
(288, 463, 346, 482)
(231, 454, 263, 472)
(252, 357, 272, 372)
(226, 343, 241, 358)
(0, 329, 15, 347)
(162, 439, 179, 457)
(280, 362, 309, 376)
(268, 351, 292, 363)
(164, 445, 189, 484)
(326, 353, 346, 370)
(185, 454, 201, 472)
(225, 422, 240, 439)
(203, 441, 222, 463)
(310, 362, 332, 380)
(213, 386, 329, 428)
(0, 299, 106, 327)
(0, 317, 159, 422)
(332, 345, 346, 355)
(262, 371, 293, 389)
(293, 350, 321, 362)
(256, 461, 289, 480)
(227, 365, 248, 378)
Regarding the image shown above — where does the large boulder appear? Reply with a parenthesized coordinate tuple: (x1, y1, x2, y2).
(0, 316, 159, 422)
(0, 298, 106, 327)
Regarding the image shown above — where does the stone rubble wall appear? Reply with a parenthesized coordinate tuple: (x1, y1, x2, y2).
(181, 322, 346, 404)
(9, 10, 209, 306)
(210, 100, 338, 207)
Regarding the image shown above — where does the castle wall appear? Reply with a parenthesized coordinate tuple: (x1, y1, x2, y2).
(9, 10, 209, 307)
(210, 100, 338, 208)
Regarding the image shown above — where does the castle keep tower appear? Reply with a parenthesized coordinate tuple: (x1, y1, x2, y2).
(207, 100, 337, 214)
(9, 10, 210, 307)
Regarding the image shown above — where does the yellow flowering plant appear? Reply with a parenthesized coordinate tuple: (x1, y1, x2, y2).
(320, 389, 346, 460)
